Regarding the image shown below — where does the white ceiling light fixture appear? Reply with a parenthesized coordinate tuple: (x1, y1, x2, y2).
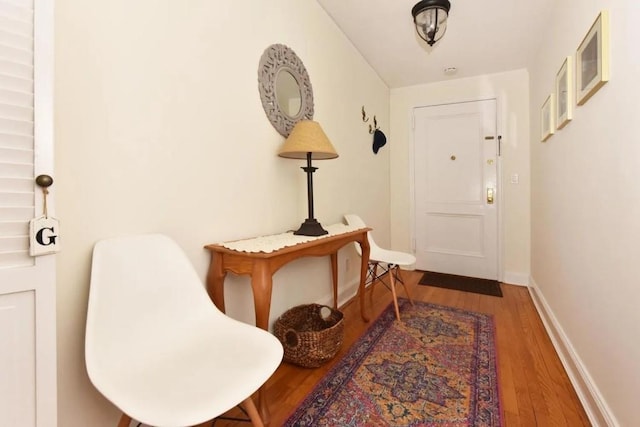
(411, 0, 451, 47)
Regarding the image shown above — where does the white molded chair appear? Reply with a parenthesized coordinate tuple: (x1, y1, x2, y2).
(85, 234, 283, 427)
(345, 214, 415, 321)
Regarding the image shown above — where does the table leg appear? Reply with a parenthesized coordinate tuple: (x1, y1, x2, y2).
(251, 260, 274, 331)
(206, 252, 226, 312)
(358, 233, 371, 322)
(330, 252, 338, 309)
(250, 260, 274, 424)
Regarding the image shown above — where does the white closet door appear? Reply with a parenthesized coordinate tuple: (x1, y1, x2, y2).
(0, 0, 57, 425)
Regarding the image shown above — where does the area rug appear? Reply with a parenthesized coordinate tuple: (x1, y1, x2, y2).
(419, 271, 503, 297)
(283, 299, 501, 426)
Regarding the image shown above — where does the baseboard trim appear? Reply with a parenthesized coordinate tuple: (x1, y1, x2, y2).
(528, 278, 618, 427)
(502, 271, 529, 286)
(317, 277, 361, 309)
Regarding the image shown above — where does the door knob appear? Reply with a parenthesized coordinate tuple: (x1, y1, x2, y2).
(35, 174, 53, 188)
(35, 175, 53, 217)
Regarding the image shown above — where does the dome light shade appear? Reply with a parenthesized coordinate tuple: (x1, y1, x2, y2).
(411, 0, 451, 46)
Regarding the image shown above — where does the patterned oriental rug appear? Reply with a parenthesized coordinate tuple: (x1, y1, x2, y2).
(283, 299, 501, 426)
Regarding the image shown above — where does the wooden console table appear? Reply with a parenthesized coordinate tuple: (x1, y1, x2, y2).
(204, 225, 371, 424)
(204, 225, 372, 331)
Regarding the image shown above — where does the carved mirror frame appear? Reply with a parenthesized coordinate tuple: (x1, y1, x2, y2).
(258, 44, 314, 137)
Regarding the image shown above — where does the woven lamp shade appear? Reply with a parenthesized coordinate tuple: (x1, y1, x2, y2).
(278, 120, 338, 160)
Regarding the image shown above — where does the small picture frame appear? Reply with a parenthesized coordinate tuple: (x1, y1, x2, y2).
(541, 94, 555, 142)
(576, 10, 610, 105)
(555, 56, 573, 129)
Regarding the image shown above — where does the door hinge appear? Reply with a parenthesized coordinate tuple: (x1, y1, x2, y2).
(498, 135, 502, 156)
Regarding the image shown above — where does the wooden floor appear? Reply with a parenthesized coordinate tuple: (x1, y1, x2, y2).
(210, 270, 591, 426)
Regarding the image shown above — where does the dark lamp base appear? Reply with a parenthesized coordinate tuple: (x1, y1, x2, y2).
(293, 218, 328, 236)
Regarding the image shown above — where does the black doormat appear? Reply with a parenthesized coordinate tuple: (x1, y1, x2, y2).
(418, 271, 503, 297)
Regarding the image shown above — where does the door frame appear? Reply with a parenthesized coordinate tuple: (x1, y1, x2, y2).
(409, 97, 504, 282)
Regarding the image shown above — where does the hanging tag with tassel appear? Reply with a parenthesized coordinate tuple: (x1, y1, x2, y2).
(29, 174, 61, 256)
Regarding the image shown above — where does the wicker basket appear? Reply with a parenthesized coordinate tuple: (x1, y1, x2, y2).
(274, 304, 344, 368)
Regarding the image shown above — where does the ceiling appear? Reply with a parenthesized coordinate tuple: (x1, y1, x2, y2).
(316, 0, 556, 88)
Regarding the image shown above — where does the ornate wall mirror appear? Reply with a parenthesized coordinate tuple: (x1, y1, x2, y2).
(258, 44, 314, 137)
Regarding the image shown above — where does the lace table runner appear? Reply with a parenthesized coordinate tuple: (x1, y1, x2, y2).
(220, 223, 364, 254)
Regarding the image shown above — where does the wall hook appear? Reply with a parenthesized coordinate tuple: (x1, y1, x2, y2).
(361, 106, 369, 122)
(368, 115, 379, 134)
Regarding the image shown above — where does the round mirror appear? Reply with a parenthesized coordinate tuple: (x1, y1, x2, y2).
(275, 69, 302, 118)
(258, 44, 314, 137)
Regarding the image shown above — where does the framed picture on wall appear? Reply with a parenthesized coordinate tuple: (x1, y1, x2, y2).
(555, 56, 573, 129)
(576, 10, 610, 105)
(541, 94, 555, 142)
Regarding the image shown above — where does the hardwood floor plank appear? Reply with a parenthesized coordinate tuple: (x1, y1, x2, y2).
(516, 289, 592, 426)
(211, 271, 590, 426)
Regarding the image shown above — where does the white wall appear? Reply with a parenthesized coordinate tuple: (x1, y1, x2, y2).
(529, 1, 640, 425)
(390, 70, 531, 283)
(54, 1, 390, 425)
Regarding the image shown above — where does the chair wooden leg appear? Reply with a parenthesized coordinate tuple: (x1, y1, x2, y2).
(388, 267, 401, 321)
(241, 396, 265, 427)
(117, 413, 132, 427)
(396, 267, 414, 305)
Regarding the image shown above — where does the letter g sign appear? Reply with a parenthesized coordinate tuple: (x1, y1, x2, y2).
(29, 216, 61, 256)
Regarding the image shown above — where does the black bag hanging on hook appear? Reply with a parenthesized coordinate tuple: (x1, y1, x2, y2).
(372, 129, 387, 154)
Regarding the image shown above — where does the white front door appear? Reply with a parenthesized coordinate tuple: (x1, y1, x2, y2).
(413, 99, 498, 280)
(0, 0, 57, 425)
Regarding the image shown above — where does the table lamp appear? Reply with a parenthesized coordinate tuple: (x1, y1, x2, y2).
(278, 120, 338, 236)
